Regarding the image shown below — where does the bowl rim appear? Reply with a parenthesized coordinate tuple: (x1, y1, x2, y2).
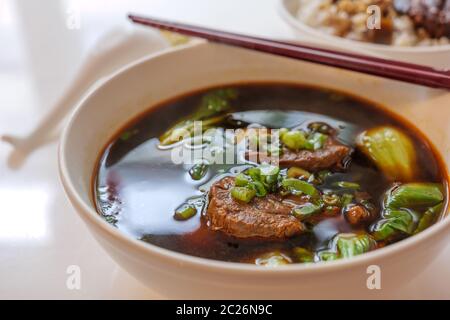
(277, 0, 450, 54)
(59, 41, 450, 276)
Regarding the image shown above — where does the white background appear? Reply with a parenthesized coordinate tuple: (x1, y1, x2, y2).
(0, 0, 449, 299)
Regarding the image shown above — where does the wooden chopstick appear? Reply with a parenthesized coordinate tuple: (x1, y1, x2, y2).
(128, 14, 450, 90)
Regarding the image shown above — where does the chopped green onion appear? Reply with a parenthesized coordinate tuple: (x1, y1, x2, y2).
(234, 165, 281, 199)
(333, 181, 360, 190)
(259, 164, 280, 177)
(306, 132, 328, 150)
(292, 203, 323, 219)
(231, 187, 256, 203)
(189, 163, 209, 180)
(235, 173, 251, 187)
(293, 247, 314, 263)
(282, 178, 319, 197)
(251, 181, 267, 197)
(281, 130, 307, 150)
(246, 167, 261, 182)
(173, 204, 197, 221)
(260, 164, 280, 191)
(341, 193, 354, 206)
(322, 194, 341, 206)
(287, 167, 311, 179)
(263, 174, 279, 191)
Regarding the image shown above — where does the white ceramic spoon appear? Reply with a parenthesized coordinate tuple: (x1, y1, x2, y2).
(1, 24, 170, 169)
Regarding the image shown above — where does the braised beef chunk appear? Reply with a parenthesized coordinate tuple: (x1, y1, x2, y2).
(206, 177, 306, 238)
(344, 204, 374, 226)
(246, 137, 352, 171)
(394, 0, 450, 38)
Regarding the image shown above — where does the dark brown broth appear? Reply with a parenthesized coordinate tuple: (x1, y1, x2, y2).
(94, 83, 447, 263)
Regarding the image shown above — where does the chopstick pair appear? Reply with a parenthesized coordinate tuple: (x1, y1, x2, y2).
(129, 14, 450, 90)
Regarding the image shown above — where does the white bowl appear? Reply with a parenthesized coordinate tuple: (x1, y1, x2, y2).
(59, 41, 450, 299)
(278, 0, 450, 69)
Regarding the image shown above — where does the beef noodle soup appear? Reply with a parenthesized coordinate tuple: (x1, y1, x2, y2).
(94, 83, 448, 265)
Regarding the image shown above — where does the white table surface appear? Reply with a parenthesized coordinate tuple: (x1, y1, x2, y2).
(1, 0, 449, 299)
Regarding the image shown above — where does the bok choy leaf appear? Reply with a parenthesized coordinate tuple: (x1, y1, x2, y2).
(385, 183, 444, 210)
(159, 89, 237, 146)
(334, 233, 377, 258)
(356, 126, 417, 181)
(371, 183, 444, 240)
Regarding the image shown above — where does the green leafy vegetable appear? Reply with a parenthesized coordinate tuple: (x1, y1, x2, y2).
(292, 203, 323, 220)
(293, 247, 314, 263)
(255, 252, 291, 267)
(231, 187, 256, 203)
(371, 182, 444, 240)
(356, 126, 417, 181)
(371, 209, 417, 241)
(173, 204, 197, 221)
(384, 209, 415, 233)
(318, 251, 339, 261)
(159, 116, 224, 146)
(414, 203, 443, 234)
(281, 178, 319, 197)
(371, 219, 397, 240)
(385, 183, 444, 210)
(334, 233, 377, 258)
(159, 89, 237, 146)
